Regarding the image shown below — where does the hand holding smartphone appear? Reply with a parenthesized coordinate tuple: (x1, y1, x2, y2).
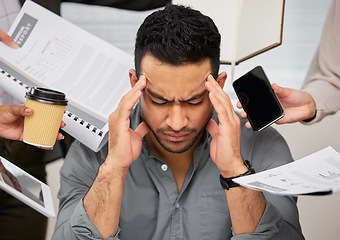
(233, 66, 284, 131)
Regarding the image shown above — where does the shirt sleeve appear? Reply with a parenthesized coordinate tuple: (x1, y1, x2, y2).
(232, 201, 303, 240)
(301, 0, 340, 124)
(237, 125, 305, 239)
(52, 141, 119, 240)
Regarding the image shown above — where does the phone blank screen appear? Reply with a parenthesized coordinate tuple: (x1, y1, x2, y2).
(233, 66, 284, 131)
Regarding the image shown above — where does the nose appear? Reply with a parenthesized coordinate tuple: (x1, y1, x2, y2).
(166, 104, 188, 131)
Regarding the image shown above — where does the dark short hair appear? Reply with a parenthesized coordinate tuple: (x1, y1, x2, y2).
(134, 4, 221, 78)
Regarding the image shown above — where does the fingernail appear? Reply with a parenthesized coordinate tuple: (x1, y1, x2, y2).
(24, 108, 33, 114)
(10, 41, 19, 48)
(139, 75, 146, 82)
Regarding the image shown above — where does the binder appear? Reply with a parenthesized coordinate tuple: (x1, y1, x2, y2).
(0, 64, 108, 151)
(0, 1, 134, 152)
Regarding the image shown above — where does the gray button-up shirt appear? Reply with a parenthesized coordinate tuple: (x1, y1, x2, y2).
(53, 104, 304, 240)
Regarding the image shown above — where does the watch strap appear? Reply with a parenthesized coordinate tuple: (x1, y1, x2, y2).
(219, 160, 255, 190)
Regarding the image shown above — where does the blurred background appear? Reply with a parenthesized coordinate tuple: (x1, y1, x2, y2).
(44, 1, 340, 239)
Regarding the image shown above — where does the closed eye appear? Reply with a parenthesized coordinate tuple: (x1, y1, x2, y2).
(187, 100, 203, 105)
(151, 99, 203, 106)
(151, 100, 167, 106)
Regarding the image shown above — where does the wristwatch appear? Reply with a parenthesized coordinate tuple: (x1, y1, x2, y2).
(219, 160, 255, 190)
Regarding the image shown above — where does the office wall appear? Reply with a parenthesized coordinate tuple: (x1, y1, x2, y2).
(274, 112, 340, 240)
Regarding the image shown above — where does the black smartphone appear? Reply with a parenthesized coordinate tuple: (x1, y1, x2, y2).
(232, 66, 284, 131)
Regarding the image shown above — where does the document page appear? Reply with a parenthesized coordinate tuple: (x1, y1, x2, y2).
(0, 1, 133, 122)
(234, 147, 340, 196)
(0, 1, 135, 152)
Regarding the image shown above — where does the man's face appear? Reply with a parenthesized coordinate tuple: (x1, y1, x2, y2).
(131, 54, 224, 154)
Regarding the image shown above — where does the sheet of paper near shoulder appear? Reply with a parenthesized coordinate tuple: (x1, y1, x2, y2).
(234, 147, 340, 196)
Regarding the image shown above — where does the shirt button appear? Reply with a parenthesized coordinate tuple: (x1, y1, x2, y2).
(161, 164, 168, 171)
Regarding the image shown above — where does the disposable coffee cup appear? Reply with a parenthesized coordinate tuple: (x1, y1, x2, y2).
(23, 87, 68, 148)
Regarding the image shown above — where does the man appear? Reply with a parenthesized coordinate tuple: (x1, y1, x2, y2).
(53, 5, 304, 239)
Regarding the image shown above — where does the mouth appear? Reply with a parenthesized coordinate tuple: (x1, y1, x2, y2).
(162, 132, 191, 142)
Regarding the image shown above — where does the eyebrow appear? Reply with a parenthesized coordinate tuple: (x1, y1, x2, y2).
(146, 88, 207, 103)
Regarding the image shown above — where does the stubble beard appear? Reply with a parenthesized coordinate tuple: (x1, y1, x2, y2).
(140, 107, 213, 154)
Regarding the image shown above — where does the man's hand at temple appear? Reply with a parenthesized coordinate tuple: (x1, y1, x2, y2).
(205, 74, 266, 235)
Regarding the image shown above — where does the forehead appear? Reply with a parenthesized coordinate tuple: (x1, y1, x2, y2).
(140, 54, 212, 99)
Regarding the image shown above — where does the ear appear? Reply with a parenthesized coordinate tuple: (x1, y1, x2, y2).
(216, 72, 227, 89)
(129, 69, 138, 88)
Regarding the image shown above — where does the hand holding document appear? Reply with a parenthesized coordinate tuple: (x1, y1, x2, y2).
(234, 146, 340, 196)
(0, 1, 134, 152)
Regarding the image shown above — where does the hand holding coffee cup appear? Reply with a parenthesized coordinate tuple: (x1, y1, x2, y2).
(23, 87, 68, 148)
